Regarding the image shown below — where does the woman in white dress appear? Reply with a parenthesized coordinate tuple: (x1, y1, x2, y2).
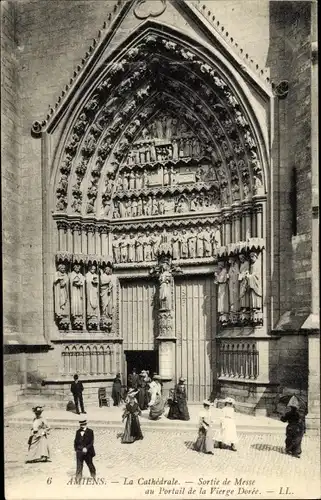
(148, 375, 164, 420)
(218, 397, 238, 451)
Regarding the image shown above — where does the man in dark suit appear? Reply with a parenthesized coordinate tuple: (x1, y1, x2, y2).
(71, 374, 86, 414)
(128, 367, 139, 390)
(74, 417, 96, 480)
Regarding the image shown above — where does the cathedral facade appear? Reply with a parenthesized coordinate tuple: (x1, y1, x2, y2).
(2, 0, 319, 424)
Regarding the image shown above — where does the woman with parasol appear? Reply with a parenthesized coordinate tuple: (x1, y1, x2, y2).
(26, 406, 51, 463)
(280, 394, 306, 458)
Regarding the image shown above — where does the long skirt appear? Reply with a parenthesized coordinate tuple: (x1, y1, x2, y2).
(285, 425, 304, 457)
(149, 395, 164, 420)
(167, 399, 190, 421)
(26, 434, 50, 463)
(219, 418, 238, 445)
(194, 426, 214, 454)
(137, 388, 149, 411)
(121, 414, 143, 444)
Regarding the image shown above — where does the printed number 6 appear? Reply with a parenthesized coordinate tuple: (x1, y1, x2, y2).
(47, 477, 52, 485)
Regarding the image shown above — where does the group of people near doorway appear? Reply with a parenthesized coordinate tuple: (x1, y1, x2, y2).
(25, 375, 305, 482)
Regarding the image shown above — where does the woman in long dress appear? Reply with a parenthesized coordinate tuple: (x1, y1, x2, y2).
(194, 400, 214, 454)
(148, 375, 164, 420)
(26, 406, 51, 463)
(218, 397, 238, 451)
(167, 378, 190, 420)
(137, 371, 149, 411)
(121, 389, 144, 444)
(281, 398, 305, 458)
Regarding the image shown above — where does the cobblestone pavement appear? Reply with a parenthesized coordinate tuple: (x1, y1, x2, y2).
(5, 426, 320, 500)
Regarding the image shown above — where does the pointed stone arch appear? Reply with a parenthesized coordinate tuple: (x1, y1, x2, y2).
(50, 23, 269, 220)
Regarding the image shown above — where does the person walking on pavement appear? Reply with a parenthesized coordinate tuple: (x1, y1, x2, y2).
(218, 397, 238, 451)
(71, 374, 86, 415)
(74, 417, 96, 480)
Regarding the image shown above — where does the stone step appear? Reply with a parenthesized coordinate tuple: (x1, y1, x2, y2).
(6, 405, 287, 435)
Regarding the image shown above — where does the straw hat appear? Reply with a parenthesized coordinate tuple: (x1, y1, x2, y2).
(179, 377, 186, 383)
(153, 374, 161, 380)
(203, 399, 211, 406)
(127, 388, 138, 397)
(224, 397, 235, 405)
(79, 417, 87, 425)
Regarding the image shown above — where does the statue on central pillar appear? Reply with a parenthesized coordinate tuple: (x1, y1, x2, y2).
(158, 262, 173, 311)
(150, 230, 182, 337)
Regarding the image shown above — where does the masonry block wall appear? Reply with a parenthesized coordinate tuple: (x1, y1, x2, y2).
(1, 1, 22, 341)
(267, 1, 312, 395)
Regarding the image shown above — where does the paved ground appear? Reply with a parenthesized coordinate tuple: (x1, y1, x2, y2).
(5, 423, 320, 500)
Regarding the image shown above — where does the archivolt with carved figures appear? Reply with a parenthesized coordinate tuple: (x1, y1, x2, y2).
(52, 30, 267, 218)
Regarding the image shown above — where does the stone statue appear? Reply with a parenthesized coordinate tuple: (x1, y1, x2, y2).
(170, 166, 177, 185)
(228, 256, 240, 313)
(171, 230, 180, 260)
(151, 232, 161, 260)
(100, 265, 115, 318)
(137, 197, 143, 216)
(136, 171, 142, 190)
(86, 264, 99, 317)
(112, 237, 120, 263)
(142, 170, 148, 188)
(54, 264, 69, 319)
(143, 233, 152, 261)
(159, 263, 172, 311)
(129, 171, 135, 190)
(120, 236, 128, 263)
(158, 198, 165, 215)
(203, 227, 212, 257)
(214, 261, 229, 323)
(127, 233, 136, 262)
(119, 200, 126, 218)
(180, 230, 188, 259)
(163, 166, 169, 186)
(145, 196, 152, 216)
(125, 200, 132, 217)
(152, 196, 158, 215)
(196, 228, 204, 258)
(70, 263, 85, 323)
(132, 198, 138, 217)
(238, 254, 250, 310)
(188, 228, 197, 258)
(248, 251, 263, 310)
(213, 227, 222, 250)
(136, 235, 144, 262)
(123, 173, 129, 191)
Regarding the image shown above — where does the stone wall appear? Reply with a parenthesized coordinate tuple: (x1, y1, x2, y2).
(268, 1, 312, 323)
(1, 1, 22, 342)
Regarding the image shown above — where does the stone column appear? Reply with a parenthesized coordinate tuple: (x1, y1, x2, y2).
(224, 214, 232, 245)
(158, 340, 174, 380)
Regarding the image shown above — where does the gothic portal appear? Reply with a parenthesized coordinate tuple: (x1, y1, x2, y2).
(32, 2, 272, 406)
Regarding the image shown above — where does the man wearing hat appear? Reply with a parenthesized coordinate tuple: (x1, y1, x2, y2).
(74, 417, 96, 480)
(71, 374, 86, 415)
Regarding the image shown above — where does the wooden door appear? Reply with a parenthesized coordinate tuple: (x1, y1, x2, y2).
(174, 275, 216, 402)
(120, 279, 157, 351)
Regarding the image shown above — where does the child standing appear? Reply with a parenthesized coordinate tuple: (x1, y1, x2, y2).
(218, 397, 238, 451)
